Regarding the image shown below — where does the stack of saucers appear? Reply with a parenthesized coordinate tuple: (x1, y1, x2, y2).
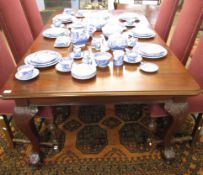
(71, 63, 96, 80)
(130, 27, 155, 39)
(42, 28, 68, 38)
(139, 43, 168, 59)
(24, 50, 62, 68)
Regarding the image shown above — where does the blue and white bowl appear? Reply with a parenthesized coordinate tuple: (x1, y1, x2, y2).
(94, 52, 112, 68)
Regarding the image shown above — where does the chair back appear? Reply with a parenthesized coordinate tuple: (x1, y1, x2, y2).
(170, 0, 203, 65)
(0, 32, 16, 88)
(20, 0, 44, 38)
(188, 35, 203, 89)
(154, 0, 179, 42)
(0, 0, 33, 63)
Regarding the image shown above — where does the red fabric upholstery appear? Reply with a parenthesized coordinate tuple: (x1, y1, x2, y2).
(188, 94, 203, 113)
(169, 0, 203, 65)
(0, 99, 15, 114)
(0, 32, 16, 114)
(20, 0, 44, 38)
(188, 35, 203, 89)
(149, 104, 167, 118)
(154, 0, 179, 42)
(0, 33, 16, 88)
(187, 35, 203, 113)
(0, 0, 33, 63)
(151, 35, 203, 117)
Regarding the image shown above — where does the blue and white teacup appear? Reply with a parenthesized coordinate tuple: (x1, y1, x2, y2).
(126, 50, 138, 62)
(113, 50, 124, 66)
(17, 64, 34, 78)
(60, 57, 73, 70)
(128, 37, 137, 47)
(73, 46, 82, 57)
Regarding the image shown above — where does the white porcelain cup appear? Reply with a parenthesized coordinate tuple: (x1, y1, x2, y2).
(113, 50, 124, 66)
(73, 46, 82, 57)
(91, 37, 101, 50)
(17, 64, 34, 78)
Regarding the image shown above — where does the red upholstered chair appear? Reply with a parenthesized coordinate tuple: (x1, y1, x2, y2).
(150, 35, 203, 147)
(154, 0, 179, 42)
(0, 32, 16, 149)
(169, 0, 203, 65)
(0, 0, 33, 63)
(150, 0, 203, 118)
(187, 35, 203, 148)
(20, 0, 44, 38)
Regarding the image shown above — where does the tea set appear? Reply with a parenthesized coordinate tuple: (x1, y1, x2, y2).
(16, 11, 168, 81)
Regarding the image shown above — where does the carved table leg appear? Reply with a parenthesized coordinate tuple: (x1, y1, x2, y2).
(163, 100, 188, 163)
(13, 106, 41, 166)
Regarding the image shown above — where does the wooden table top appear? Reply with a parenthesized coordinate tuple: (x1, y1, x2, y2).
(0, 9, 200, 101)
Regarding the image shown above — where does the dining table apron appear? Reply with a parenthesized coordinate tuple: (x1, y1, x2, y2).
(0, 7, 201, 163)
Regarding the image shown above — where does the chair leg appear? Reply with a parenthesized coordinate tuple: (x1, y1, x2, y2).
(191, 113, 203, 149)
(0, 115, 14, 149)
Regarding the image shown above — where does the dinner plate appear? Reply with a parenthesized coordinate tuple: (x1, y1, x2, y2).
(42, 28, 67, 38)
(15, 68, 39, 81)
(139, 62, 159, 73)
(124, 55, 142, 64)
(55, 63, 71, 72)
(53, 14, 74, 23)
(118, 12, 140, 21)
(139, 43, 168, 59)
(24, 50, 62, 68)
(130, 27, 156, 38)
(71, 63, 96, 80)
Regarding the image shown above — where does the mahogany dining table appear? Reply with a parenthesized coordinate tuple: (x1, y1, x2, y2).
(0, 7, 200, 165)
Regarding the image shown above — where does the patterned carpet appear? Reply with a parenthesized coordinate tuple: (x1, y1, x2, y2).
(0, 105, 202, 175)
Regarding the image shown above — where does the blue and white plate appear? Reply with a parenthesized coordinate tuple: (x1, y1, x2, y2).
(42, 28, 68, 38)
(71, 63, 96, 80)
(139, 62, 159, 73)
(24, 50, 62, 68)
(124, 55, 142, 64)
(15, 68, 39, 81)
(139, 43, 168, 59)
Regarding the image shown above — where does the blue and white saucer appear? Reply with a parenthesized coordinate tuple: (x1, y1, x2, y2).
(55, 63, 71, 72)
(15, 68, 39, 81)
(124, 55, 142, 64)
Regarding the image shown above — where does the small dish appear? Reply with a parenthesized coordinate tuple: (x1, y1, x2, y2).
(55, 63, 71, 72)
(139, 62, 159, 73)
(15, 68, 39, 81)
(71, 63, 96, 80)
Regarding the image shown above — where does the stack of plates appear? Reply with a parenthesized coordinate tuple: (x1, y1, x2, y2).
(130, 27, 155, 39)
(118, 12, 140, 21)
(139, 43, 168, 59)
(42, 28, 68, 38)
(24, 50, 62, 68)
(53, 14, 74, 23)
(71, 63, 96, 80)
